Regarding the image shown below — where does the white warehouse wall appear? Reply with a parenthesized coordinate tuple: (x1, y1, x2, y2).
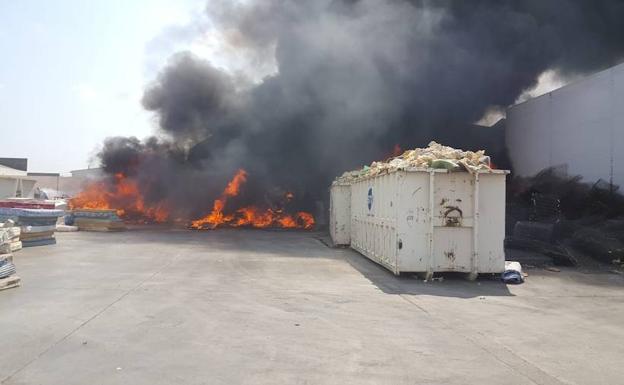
(506, 62, 624, 187)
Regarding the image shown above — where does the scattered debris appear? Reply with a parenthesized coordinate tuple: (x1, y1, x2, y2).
(501, 261, 524, 284)
(507, 167, 624, 267)
(570, 227, 624, 264)
(505, 236, 576, 266)
(545, 267, 561, 272)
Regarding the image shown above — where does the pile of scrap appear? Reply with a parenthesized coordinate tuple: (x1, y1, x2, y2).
(0, 205, 64, 247)
(507, 167, 624, 269)
(0, 222, 21, 291)
(68, 209, 126, 232)
(334, 141, 493, 184)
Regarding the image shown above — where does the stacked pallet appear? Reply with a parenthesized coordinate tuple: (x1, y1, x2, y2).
(70, 209, 126, 232)
(0, 223, 20, 291)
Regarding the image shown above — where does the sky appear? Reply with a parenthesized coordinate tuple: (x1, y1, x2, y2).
(0, 0, 206, 173)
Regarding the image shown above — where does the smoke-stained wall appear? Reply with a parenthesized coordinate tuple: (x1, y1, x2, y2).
(99, 0, 624, 218)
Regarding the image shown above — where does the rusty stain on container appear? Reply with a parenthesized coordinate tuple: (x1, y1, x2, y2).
(442, 206, 463, 227)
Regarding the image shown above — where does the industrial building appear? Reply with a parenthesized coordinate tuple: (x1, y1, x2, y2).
(0, 157, 103, 199)
(0, 158, 35, 199)
(506, 62, 624, 187)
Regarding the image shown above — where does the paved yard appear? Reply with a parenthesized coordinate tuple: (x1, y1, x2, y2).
(1, 229, 623, 384)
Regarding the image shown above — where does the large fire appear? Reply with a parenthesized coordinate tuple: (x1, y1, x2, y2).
(70, 170, 315, 230)
(69, 173, 170, 223)
(189, 169, 315, 230)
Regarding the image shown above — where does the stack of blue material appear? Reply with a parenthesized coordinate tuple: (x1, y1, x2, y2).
(0, 254, 16, 279)
(0, 208, 64, 247)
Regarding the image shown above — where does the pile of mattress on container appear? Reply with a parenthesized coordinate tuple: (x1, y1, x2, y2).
(334, 141, 493, 184)
(69, 209, 126, 232)
(0, 223, 20, 291)
(0, 202, 64, 247)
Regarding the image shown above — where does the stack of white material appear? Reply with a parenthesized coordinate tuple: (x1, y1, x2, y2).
(0, 221, 21, 291)
(0, 220, 22, 253)
(334, 141, 493, 184)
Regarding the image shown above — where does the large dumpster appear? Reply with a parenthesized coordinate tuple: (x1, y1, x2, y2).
(332, 168, 507, 279)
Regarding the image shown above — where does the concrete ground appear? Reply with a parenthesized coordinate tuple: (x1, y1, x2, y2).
(1, 229, 623, 385)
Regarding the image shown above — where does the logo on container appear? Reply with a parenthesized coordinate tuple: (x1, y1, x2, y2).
(367, 187, 373, 210)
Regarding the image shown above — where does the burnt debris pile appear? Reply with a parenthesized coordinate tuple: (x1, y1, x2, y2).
(506, 167, 624, 268)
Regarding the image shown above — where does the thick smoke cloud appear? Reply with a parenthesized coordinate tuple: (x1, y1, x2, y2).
(100, 0, 624, 217)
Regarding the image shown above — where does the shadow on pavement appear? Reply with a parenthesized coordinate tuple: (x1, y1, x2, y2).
(341, 249, 514, 298)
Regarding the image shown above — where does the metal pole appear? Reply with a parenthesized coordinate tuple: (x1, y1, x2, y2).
(470, 172, 480, 280)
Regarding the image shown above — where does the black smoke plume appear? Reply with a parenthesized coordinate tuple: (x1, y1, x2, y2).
(98, 0, 624, 220)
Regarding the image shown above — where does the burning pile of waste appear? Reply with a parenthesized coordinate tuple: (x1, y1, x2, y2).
(69, 168, 315, 231)
(334, 141, 492, 184)
(189, 169, 315, 230)
(67, 209, 126, 232)
(68, 173, 170, 224)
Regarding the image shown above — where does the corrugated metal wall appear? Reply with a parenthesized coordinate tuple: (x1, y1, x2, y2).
(506, 62, 624, 187)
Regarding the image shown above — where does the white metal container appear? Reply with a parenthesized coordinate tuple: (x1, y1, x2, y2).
(348, 168, 508, 279)
(329, 183, 351, 246)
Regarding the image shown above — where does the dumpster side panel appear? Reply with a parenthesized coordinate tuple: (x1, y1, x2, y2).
(396, 171, 430, 272)
(432, 173, 475, 272)
(329, 184, 351, 246)
(350, 173, 398, 273)
(476, 173, 506, 273)
(348, 170, 507, 276)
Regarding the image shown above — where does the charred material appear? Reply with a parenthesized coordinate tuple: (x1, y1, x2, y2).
(507, 167, 624, 267)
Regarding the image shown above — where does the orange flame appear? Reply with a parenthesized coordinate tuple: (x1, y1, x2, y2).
(224, 169, 247, 196)
(392, 144, 402, 157)
(190, 169, 315, 230)
(69, 173, 170, 223)
(70, 169, 314, 230)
